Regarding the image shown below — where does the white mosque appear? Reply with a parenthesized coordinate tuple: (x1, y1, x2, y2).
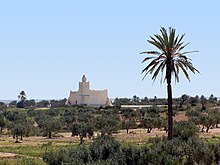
(66, 75, 112, 107)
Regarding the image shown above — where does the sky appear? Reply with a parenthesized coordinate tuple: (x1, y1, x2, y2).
(0, 1, 220, 100)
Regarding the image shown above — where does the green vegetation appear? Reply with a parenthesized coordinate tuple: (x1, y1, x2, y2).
(43, 135, 220, 165)
(0, 94, 220, 164)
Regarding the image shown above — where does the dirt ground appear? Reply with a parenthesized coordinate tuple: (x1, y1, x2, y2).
(0, 152, 17, 158)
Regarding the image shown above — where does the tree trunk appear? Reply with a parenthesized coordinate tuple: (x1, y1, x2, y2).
(201, 125, 205, 132)
(201, 104, 206, 111)
(126, 128, 129, 134)
(167, 61, 173, 140)
(179, 100, 184, 108)
(80, 136, 83, 145)
(206, 125, 210, 132)
(15, 135, 19, 143)
(165, 127, 168, 133)
(48, 130, 52, 139)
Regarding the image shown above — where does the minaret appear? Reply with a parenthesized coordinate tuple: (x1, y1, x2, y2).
(79, 75, 90, 93)
(78, 75, 90, 104)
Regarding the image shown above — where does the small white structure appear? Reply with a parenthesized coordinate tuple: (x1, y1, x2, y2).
(66, 75, 112, 107)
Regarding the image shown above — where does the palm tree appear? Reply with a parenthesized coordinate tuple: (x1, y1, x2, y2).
(18, 91, 26, 101)
(141, 27, 199, 140)
(17, 90, 27, 108)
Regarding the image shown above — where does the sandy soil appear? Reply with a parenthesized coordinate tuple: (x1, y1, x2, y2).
(0, 152, 17, 158)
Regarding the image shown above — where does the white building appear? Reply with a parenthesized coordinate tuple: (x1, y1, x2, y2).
(66, 75, 112, 107)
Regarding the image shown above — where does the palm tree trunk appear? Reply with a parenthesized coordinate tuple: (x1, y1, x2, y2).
(167, 61, 173, 140)
(167, 83, 173, 140)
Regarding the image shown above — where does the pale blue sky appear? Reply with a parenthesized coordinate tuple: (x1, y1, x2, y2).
(0, 1, 219, 100)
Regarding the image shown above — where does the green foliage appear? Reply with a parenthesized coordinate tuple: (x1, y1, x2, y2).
(46, 108, 59, 116)
(121, 118, 137, 134)
(0, 114, 7, 132)
(62, 109, 76, 125)
(140, 117, 157, 133)
(69, 122, 94, 144)
(90, 135, 121, 162)
(0, 102, 6, 110)
(200, 113, 216, 132)
(140, 107, 161, 133)
(173, 121, 198, 140)
(95, 114, 120, 136)
(50, 98, 67, 108)
(200, 95, 207, 111)
(120, 108, 137, 119)
(41, 134, 220, 165)
(16, 157, 46, 165)
(5, 111, 26, 122)
(35, 114, 61, 138)
(36, 100, 50, 108)
(24, 99, 36, 108)
(185, 137, 214, 164)
(208, 109, 220, 128)
(43, 145, 90, 165)
(11, 122, 25, 142)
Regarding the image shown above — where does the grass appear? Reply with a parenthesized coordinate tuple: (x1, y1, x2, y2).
(205, 135, 220, 143)
(0, 140, 80, 157)
(0, 157, 46, 165)
(0, 145, 47, 157)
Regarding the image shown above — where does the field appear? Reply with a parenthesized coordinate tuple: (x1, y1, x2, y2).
(0, 103, 220, 164)
(0, 110, 220, 165)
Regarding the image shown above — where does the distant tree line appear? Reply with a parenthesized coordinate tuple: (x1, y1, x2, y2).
(114, 94, 219, 108)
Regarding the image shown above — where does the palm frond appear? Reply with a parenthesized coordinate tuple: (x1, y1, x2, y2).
(160, 27, 169, 44)
(140, 51, 160, 55)
(141, 27, 199, 83)
(152, 61, 166, 81)
(177, 62, 190, 81)
(173, 63, 180, 82)
(141, 57, 155, 63)
(141, 59, 159, 74)
(178, 43, 190, 51)
(168, 28, 175, 49)
(182, 51, 199, 55)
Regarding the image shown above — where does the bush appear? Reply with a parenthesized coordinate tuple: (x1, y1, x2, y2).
(90, 135, 121, 161)
(43, 145, 90, 165)
(173, 121, 198, 140)
(43, 135, 220, 165)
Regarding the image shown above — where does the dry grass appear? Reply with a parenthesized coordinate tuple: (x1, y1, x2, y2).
(174, 111, 189, 121)
(0, 152, 17, 158)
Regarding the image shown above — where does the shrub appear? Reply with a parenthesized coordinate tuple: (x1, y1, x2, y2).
(90, 135, 121, 161)
(173, 121, 198, 140)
